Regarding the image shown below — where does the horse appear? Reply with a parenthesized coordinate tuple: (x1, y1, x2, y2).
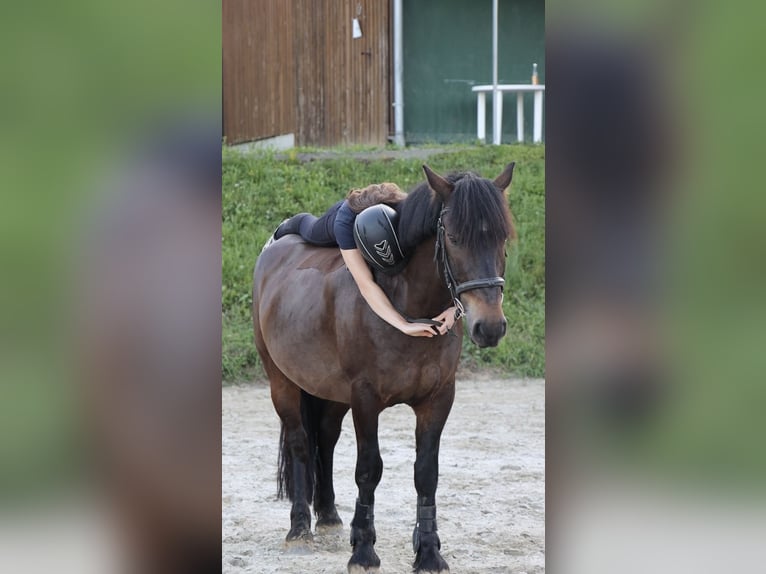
(252, 163, 516, 573)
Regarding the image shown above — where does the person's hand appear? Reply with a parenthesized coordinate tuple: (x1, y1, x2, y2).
(398, 321, 439, 338)
(396, 306, 459, 338)
(431, 306, 458, 335)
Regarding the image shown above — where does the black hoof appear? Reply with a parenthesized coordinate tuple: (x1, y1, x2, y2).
(316, 507, 343, 531)
(347, 565, 380, 574)
(316, 517, 343, 533)
(414, 552, 449, 574)
(414, 532, 449, 573)
(347, 544, 380, 574)
(286, 524, 313, 543)
(287, 505, 312, 542)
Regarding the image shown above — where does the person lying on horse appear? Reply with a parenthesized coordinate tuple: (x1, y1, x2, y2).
(268, 182, 458, 338)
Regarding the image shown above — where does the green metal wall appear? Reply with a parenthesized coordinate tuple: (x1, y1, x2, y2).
(403, 0, 544, 143)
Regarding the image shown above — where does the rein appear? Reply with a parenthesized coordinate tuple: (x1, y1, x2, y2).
(434, 208, 505, 320)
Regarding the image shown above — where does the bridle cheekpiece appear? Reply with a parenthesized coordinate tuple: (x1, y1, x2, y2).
(434, 207, 505, 321)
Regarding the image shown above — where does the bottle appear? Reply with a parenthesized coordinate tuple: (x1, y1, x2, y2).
(531, 63, 539, 85)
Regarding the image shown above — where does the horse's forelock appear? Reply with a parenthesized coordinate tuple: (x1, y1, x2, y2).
(446, 175, 513, 249)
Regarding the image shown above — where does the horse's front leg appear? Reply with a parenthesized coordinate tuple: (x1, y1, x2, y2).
(348, 395, 383, 574)
(412, 383, 455, 574)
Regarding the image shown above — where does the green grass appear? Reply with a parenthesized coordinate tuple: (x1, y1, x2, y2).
(222, 144, 545, 383)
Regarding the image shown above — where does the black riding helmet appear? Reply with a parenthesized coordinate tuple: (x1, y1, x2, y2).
(353, 204, 406, 274)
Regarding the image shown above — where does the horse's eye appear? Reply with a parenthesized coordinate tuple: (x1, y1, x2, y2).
(447, 232, 460, 245)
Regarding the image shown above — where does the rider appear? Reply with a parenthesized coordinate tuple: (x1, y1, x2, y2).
(271, 182, 457, 338)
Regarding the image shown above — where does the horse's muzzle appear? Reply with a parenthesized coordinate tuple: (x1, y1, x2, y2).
(470, 318, 507, 348)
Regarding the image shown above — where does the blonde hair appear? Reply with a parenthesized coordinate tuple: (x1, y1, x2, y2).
(346, 182, 407, 214)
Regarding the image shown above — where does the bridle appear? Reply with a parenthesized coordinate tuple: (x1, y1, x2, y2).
(434, 207, 505, 320)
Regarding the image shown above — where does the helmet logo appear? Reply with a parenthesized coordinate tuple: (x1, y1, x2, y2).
(374, 240, 395, 265)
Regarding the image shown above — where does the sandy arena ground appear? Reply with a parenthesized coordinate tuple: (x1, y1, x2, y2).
(223, 376, 544, 574)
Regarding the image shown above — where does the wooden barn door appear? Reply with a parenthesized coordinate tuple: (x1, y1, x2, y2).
(294, 0, 391, 146)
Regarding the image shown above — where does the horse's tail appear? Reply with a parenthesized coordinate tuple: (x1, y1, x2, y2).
(277, 389, 324, 504)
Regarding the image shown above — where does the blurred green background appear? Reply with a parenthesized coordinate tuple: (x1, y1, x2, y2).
(0, 1, 220, 503)
(222, 144, 545, 382)
(546, 0, 766, 488)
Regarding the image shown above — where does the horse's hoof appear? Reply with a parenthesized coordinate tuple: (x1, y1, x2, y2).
(348, 544, 380, 574)
(414, 550, 449, 574)
(285, 526, 313, 543)
(347, 565, 380, 574)
(414, 559, 450, 574)
(414, 561, 450, 574)
(315, 513, 343, 533)
(316, 521, 343, 534)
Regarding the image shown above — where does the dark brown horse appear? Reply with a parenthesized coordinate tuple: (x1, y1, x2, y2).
(252, 164, 515, 573)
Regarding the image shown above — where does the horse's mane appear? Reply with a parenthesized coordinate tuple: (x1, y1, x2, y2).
(396, 172, 515, 253)
(395, 181, 442, 252)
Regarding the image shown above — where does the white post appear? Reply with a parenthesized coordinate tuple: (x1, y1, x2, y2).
(477, 92, 486, 142)
(492, 0, 500, 145)
(516, 92, 524, 143)
(533, 89, 543, 143)
(393, 0, 405, 146)
(495, 92, 503, 145)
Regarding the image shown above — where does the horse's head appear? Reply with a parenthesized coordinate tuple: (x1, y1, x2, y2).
(423, 163, 516, 348)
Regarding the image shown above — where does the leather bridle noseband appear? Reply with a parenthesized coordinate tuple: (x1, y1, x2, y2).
(434, 208, 505, 320)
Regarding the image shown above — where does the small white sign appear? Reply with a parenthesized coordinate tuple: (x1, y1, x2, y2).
(352, 18, 362, 39)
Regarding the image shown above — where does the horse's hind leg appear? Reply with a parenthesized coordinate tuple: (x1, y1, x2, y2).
(265, 362, 314, 542)
(314, 400, 349, 531)
(254, 290, 313, 542)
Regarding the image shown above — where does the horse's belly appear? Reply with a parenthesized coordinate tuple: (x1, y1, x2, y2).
(287, 370, 350, 403)
(268, 337, 350, 403)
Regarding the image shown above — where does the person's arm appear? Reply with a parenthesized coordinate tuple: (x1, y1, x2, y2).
(340, 248, 438, 338)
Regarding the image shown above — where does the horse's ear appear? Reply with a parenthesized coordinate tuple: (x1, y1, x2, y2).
(422, 164, 454, 200)
(493, 162, 516, 193)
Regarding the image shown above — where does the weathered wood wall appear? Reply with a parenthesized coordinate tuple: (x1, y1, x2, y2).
(223, 0, 391, 147)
